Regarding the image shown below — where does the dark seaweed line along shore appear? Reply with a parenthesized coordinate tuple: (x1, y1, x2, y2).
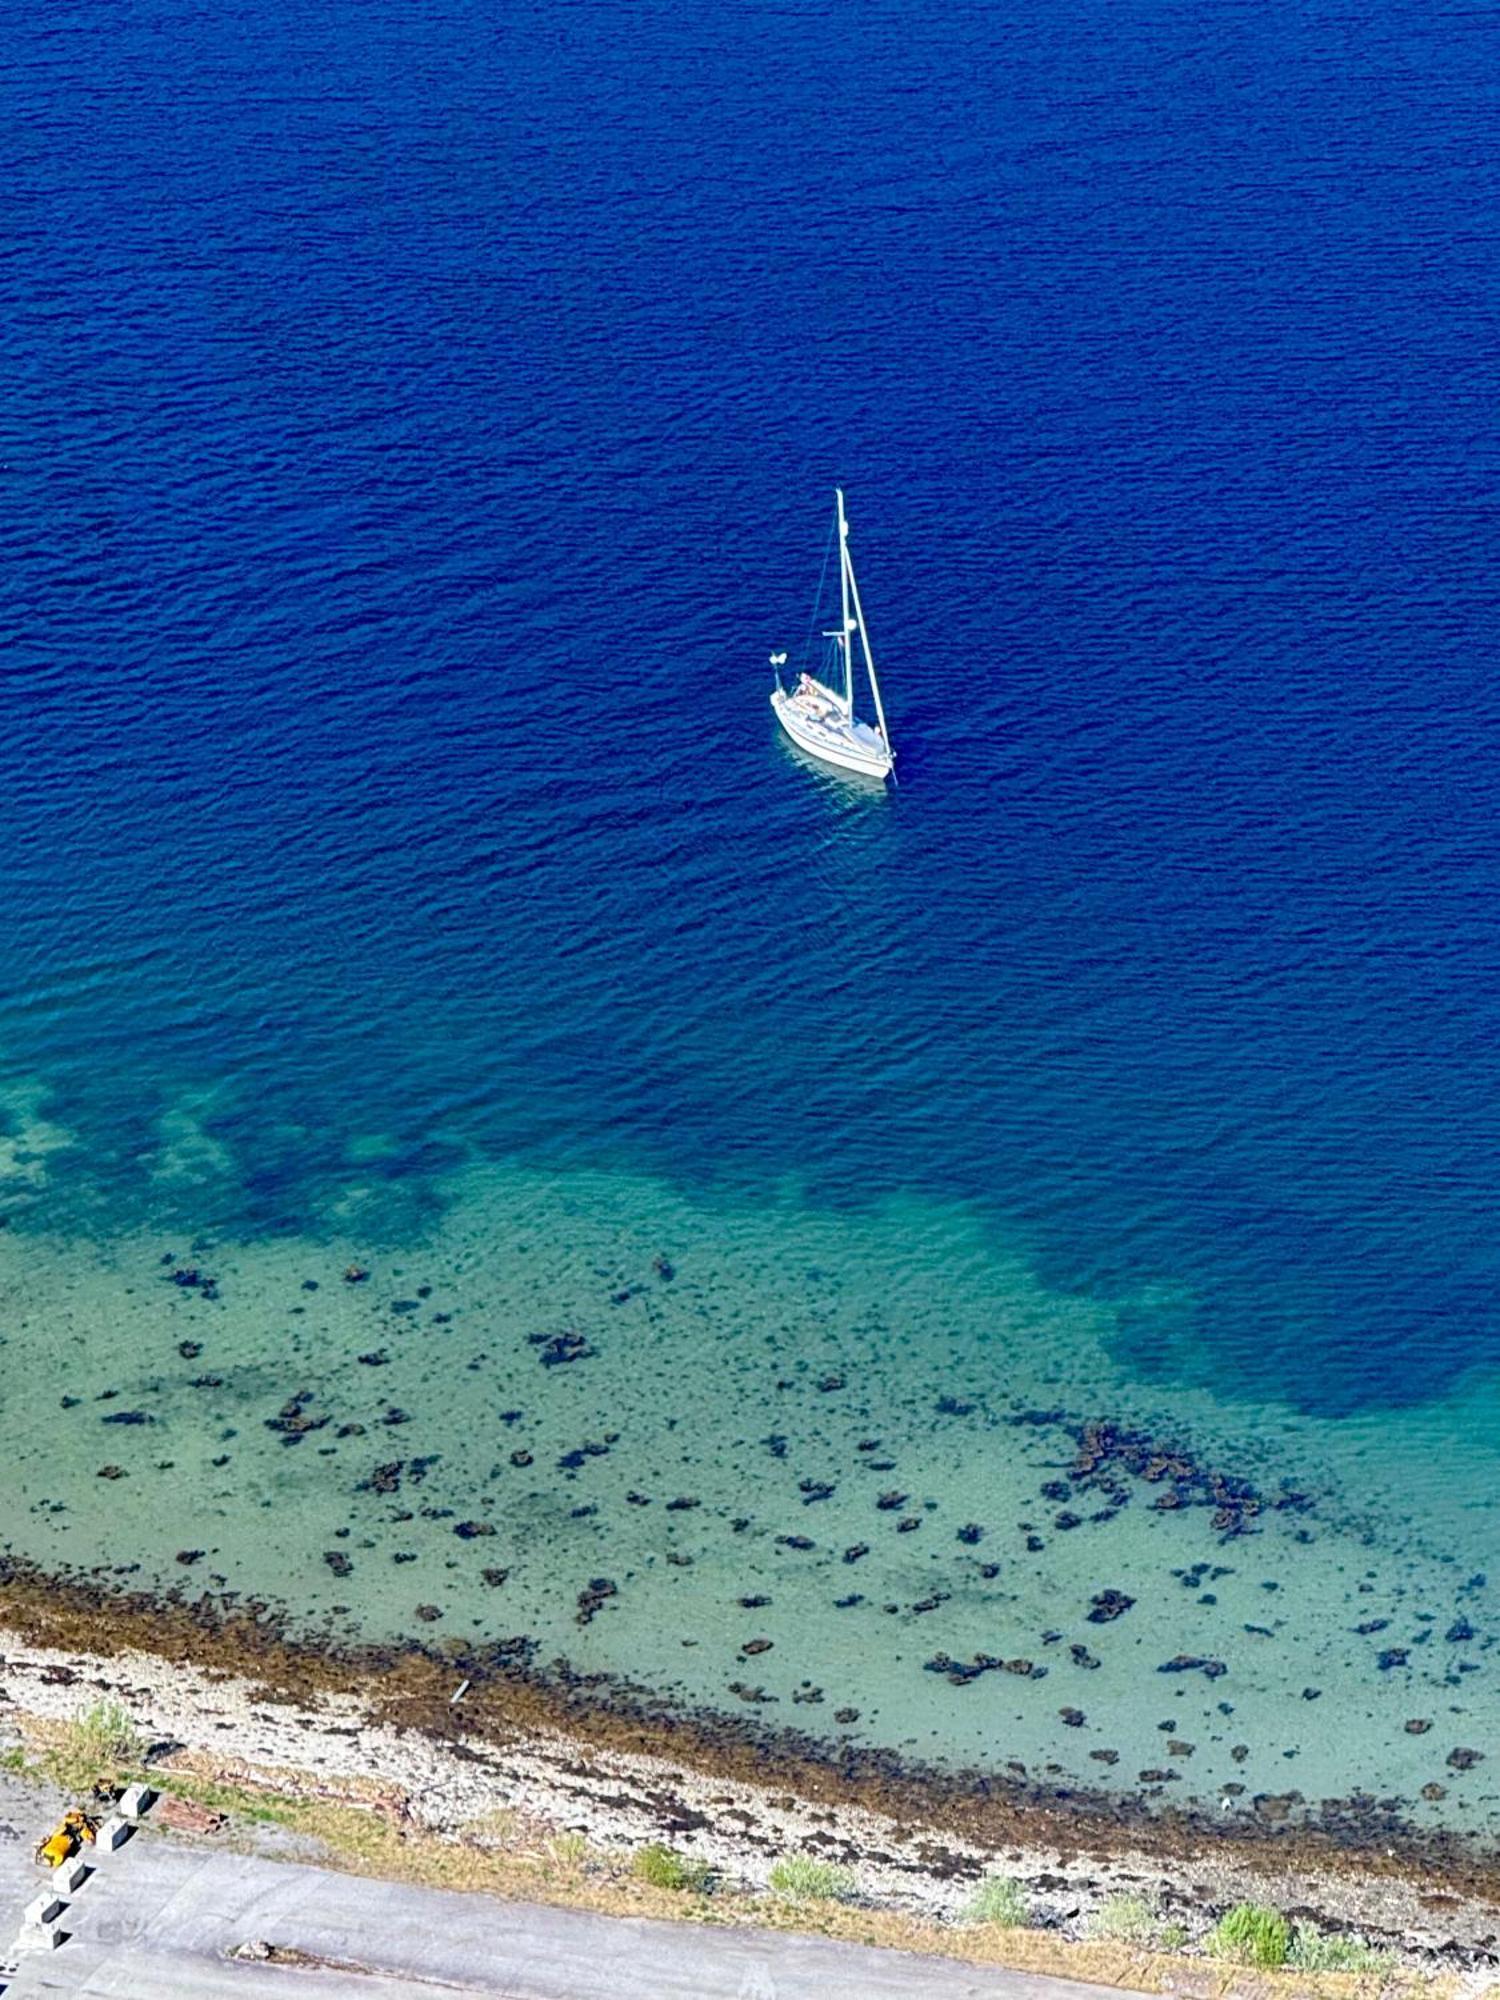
(2, 1552, 1498, 1908)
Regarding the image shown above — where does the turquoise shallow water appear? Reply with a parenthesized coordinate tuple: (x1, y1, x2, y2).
(7, 0, 1500, 1856)
(2, 1124, 1498, 1844)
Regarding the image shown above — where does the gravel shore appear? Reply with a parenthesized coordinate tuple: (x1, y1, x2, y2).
(0, 1619, 1497, 1980)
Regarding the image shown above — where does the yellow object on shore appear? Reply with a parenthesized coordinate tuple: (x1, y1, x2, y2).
(35, 1810, 98, 1868)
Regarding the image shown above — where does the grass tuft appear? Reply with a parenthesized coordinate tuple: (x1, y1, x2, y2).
(1087, 1892, 1158, 1944)
(1207, 1902, 1291, 1969)
(38, 1700, 143, 1790)
(632, 1844, 710, 1893)
(540, 1831, 589, 1876)
(767, 1854, 856, 1903)
(966, 1875, 1029, 1927)
(1288, 1925, 1391, 1973)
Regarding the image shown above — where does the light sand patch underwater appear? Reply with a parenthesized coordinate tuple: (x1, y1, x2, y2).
(0, 1157, 1497, 1851)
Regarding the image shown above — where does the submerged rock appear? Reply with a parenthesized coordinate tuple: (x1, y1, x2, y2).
(1251, 1790, 1303, 1822)
(529, 1330, 593, 1368)
(558, 1441, 612, 1472)
(266, 1393, 327, 1444)
(576, 1577, 618, 1625)
(1087, 1589, 1135, 1624)
(925, 1651, 1002, 1687)
(1070, 1418, 1266, 1536)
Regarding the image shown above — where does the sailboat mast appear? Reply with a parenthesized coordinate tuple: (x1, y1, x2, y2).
(836, 487, 854, 716)
(843, 531, 893, 755)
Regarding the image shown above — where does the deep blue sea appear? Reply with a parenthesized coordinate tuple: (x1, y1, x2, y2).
(6, 0, 1500, 1843)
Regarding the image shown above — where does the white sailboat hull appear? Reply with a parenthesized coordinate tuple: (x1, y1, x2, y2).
(771, 687, 894, 779)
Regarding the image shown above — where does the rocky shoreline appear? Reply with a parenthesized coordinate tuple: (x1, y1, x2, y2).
(0, 1568, 1497, 1975)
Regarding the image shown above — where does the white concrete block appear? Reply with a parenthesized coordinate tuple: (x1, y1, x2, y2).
(18, 1919, 66, 1952)
(23, 1894, 65, 1928)
(55, 1855, 90, 1893)
(119, 1782, 155, 1819)
(98, 1815, 132, 1851)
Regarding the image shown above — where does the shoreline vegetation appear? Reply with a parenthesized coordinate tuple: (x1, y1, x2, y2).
(0, 1567, 1497, 1990)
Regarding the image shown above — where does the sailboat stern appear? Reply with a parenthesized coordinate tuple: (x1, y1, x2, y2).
(770, 685, 894, 779)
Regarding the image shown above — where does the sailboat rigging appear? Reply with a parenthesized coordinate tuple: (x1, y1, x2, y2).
(769, 489, 896, 782)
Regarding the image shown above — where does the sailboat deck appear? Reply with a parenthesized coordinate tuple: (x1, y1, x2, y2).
(771, 688, 893, 776)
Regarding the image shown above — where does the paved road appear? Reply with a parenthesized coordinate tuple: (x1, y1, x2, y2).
(1, 1831, 1127, 2000)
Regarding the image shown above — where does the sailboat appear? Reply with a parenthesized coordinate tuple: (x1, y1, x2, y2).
(770, 489, 895, 781)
